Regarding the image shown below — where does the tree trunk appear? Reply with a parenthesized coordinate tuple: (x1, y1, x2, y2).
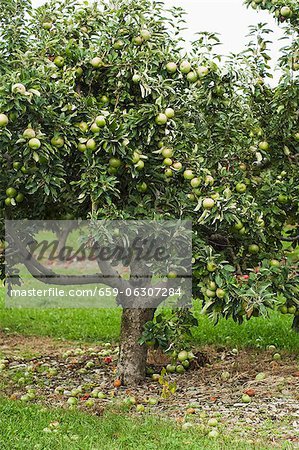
(292, 314, 299, 333)
(56, 226, 72, 257)
(117, 307, 155, 385)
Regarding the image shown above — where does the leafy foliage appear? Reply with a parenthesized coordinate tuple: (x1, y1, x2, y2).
(0, 0, 298, 331)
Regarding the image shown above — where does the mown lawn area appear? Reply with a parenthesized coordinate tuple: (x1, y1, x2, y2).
(0, 397, 292, 450)
(1, 289, 298, 351)
(1, 287, 298, 450)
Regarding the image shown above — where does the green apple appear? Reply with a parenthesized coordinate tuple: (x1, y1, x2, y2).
(190, 177, 200, 188)
(165, 108, 175, 119)
(270, 259, 280, 267)
(140, 29, 151, 41)
(90, 57, 103, 68)
(280, 305, 288, 314)
(234, 221, 243, 231)
(207, 418, 218, 427)
(86, 138, 97, 151)
(97, 392, 107, 399)
(236, 183, 246, 193)
(108, 167, 118, 175)
(78, 121, 88, 132)
(206, 289, 216, 298)
(173, 162, 182, 171)
(208, 430, 219, 438)
(75, 67, 83, 78)
(205, 175, 214, 185)
(186, 71, 198, 83)
(280, 6, 292, 18)
(216, 288, 225, 299)
(202, 198, 215, 210)
(42, 22, 52, 30)
(180, 60, 191, 74)
(54, 56, 64, 68)
(177, 350, 188, 362)
(161, 147, 173, 158)
(109, 157, 122, 168)
(90, 122, 101, 133)
(221, 371, 230, 381)
(277, 194, 289, 205)
(6, 187, 17, 198)
(207, 262, 217, 272)
(51, 136, 64, 148)
(137, 182, 148, 193)
(182, 360, 190, 369)
(167, 271, 177, 279)
(183, 170, 194, 180)
(132, 151, 141, 163)
(258, 141, 270, 151)
(176, 364, 185, 374)
(132, 74, 141, 83)
(113, 40, 124, 50)
(155, 113, 168, 125)
(136, 404, 145, 412)
(133, 36, 143, 46)
(151, 373, 160, 381)
(136, 160, 145, 171)
(268, 345, 276, 351)
(23, 128, 35, 139)
(166, 62, 177, 73)
(248, 244, 259, 254)
(163, 157, 172, 166)
(208, 281, 217, 291)
(166, 364, 176, 373)
(0, 114, 9, 127)
(77, 143, 87, 152)
(100, 95, 109, 104)
(95, 116, 106, 127)
(197, 66, 209, 77)
(242, 394, 251, 403)
(28, 138, 41, 149)
(255, 372, 266, 381)
(15, 193, 24, 203)
(13, 162, 21, 170)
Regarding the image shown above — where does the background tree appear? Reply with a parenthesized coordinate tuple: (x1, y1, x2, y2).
(0, 0, 298, 384)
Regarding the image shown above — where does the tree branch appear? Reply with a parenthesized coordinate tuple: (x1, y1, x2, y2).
(280, 235, 299, 242)
(7, 227, 123, 288)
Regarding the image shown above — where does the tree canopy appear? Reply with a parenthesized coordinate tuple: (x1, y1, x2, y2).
(0, 0, 298, 382)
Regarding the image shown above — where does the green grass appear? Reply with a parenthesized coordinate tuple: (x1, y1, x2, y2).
(0, 397, 286, 450)
(1, 289, 299, 351)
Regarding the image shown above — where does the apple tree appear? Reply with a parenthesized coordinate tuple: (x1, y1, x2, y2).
(244, 0, 299, 329)
(0, 0, 298, 385)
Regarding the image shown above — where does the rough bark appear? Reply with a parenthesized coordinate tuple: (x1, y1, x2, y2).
(292, 314, 299, 333)
(117, 307, 155, 385)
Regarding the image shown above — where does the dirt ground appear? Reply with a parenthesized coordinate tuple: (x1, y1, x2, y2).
(0, 331, 299, 447)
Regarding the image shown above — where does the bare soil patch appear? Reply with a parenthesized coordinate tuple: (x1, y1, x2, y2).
(0, 332, 298, 447)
